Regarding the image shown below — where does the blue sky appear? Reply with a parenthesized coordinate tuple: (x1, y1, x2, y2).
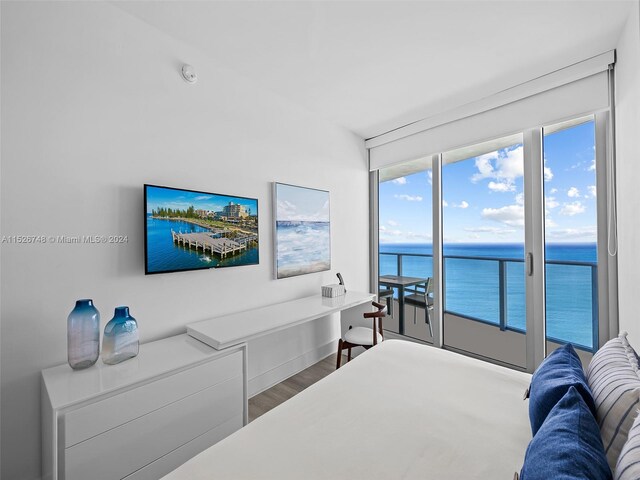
(276, 183, 330, 222)
(146, 185, 257, 215)
(379, 120, 597, 244)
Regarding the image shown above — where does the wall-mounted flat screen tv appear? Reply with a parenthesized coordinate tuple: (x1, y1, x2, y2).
(144, 184, 259, 275)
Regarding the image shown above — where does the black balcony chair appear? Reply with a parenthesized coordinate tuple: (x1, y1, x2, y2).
(336, 301, 387, 369)
(378, 287, 394, 317)
(404, 277, 434, 338)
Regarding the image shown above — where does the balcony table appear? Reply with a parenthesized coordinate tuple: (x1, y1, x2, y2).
(379, 275, 429, 335)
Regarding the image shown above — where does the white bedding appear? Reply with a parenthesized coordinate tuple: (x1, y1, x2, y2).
(163, 340, 532, 480)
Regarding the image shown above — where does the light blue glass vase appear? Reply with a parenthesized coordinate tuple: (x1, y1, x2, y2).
(102, 306, 139, 365)
(67, 299, 100, 370)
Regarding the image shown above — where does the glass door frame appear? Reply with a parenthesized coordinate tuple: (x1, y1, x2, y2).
(523, 126, 546, 370)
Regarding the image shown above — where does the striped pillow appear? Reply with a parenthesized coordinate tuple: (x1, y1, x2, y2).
(615, 411, 640, 480)
(587, 332, 640, 470)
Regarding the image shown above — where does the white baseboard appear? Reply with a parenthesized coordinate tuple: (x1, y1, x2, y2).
(248, 340, 337, 398)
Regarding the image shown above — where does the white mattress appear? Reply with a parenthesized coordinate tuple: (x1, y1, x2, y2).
(163, 340, 532, 480)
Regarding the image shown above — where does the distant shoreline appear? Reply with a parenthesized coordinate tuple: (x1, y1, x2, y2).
(151, 215, 257, 236)
(151, 215, 213, 230)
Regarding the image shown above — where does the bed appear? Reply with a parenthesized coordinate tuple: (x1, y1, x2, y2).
(162, 340, 531, 479)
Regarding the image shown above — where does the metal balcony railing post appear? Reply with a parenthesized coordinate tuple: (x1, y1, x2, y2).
(442, 258, 446, 312)
(499, 260, 507, 331)
(397, 254, 403, 276)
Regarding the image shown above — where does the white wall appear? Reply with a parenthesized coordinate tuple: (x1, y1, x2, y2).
(615, 1, 640, 345)
(0, 2, 369, 479)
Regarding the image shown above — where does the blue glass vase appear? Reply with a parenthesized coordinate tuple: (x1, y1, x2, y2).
(67, 299, 100, 370)
(102, 306, 139, 365)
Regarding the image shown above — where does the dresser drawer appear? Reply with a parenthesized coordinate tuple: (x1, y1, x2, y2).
(121, 414, 243, 480)
(64, 374, 243, 480)
(63, 350, 242, 447)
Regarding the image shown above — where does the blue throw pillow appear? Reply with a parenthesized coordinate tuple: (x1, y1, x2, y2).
(529, 343, 595, 435)
(520, 386, 612, 480)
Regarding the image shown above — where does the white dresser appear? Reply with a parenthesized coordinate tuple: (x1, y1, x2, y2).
(41, 334, 247, 480)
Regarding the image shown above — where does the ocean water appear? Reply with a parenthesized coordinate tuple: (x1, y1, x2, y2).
(276, 221, 330, 278)
(380, 243, 597, 349)
(145, 215, 258, 273)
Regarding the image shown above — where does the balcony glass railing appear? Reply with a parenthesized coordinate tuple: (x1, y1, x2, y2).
(379, 252, 598, 352)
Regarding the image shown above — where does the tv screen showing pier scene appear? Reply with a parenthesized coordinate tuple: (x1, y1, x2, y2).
(144, 184, 259, 275)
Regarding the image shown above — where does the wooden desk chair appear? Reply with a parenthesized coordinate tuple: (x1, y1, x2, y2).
(336, 301, 387, 369)
(404, 278, 434, 337)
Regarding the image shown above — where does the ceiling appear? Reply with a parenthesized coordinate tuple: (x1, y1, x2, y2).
(113, 1, 634, 140)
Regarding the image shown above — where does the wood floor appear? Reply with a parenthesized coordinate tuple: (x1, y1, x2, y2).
(248, 353, 344, 422)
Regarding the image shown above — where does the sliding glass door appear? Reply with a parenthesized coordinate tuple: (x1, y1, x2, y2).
(374, 114, 613, 371)
(441, 135, 528, 368)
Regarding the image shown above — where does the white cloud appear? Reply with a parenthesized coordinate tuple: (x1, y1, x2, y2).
(588, 159, 596, 171)
(405, 231, 432, 240)
(567, 187, 580, 198)
(470, 145, 530, 194)
(379, 226, 402, 236)
(545, 197, 560, 209)
(464, 226, 516, 236)
(544, 160, 554, 181)
(546, 225, 597, 240)
(549, 188, 558, 194)
(587, 185, 597, 198)
(471, 153, 498, 182)
(194, 195, 213, 201)
(471, 146, 524, 188)
(560, 201, 585, 216)
(515, 193, 524, 205)
(379, 226, 431, 243)
(481, 204, 525, 227)
(488, 181, 515, 192)
(569, 161, 584, 170)
(277, 200, 297, 219)
(427, 170, 432, 185)
(392, 177, 407, 185)
(387, 219, 399, 226)
(277, 199, 329, 222)
(394, 194, 422, 202)
(498, 146, 525, 180)
(442, 200, 467, 208)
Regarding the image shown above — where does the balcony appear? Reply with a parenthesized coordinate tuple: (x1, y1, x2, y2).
(379, 251, 598, 353)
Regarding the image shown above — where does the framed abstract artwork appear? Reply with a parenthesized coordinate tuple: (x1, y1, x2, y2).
(273, 182, 331, 279)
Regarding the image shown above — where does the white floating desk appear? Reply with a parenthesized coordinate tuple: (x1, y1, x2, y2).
(187, 291, 376, 350)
